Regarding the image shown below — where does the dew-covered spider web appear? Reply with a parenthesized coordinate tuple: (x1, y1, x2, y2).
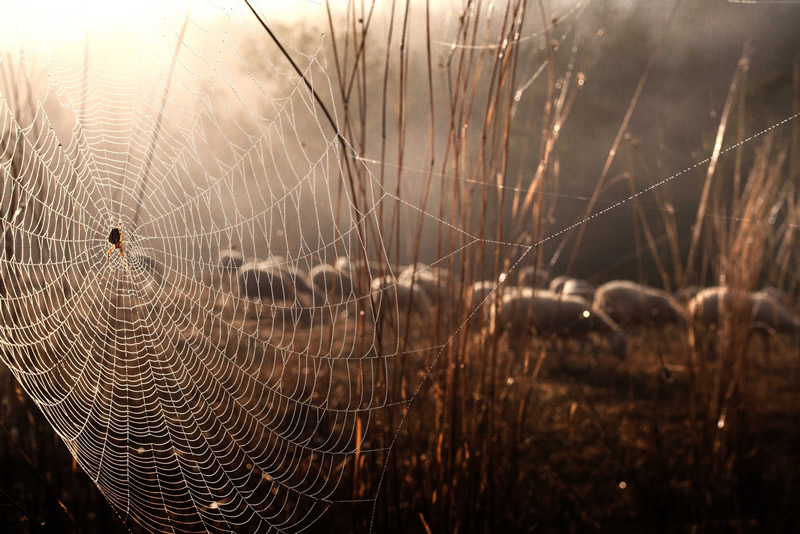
(1, 3, 428, 532)
(1, 0, 799, 533)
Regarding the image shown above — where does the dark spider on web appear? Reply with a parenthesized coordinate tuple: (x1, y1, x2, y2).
(106, 227, 127, 266)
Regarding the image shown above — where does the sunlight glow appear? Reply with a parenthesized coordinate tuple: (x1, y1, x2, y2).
(3, 1, 323, 58)
(7, 1, 187, 46)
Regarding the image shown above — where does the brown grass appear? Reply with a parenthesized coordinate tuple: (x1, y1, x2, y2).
(1, 3, 799, 534)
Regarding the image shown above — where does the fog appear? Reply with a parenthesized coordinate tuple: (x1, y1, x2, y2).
(2, 2, 800, 533)
(5, 0, 798, 283)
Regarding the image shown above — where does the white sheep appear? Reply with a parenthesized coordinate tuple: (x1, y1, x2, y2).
(492, 288, 626, 359)
(400, 264, 453, 306)
(594, 280, 686, 328)
(277, 260, 326, 304)
(217, 248, 244, 271)
(400, 262, 451, 282)
(239, 261, 294, 300)
(465, 280, 497, 307)
(517, 266, 549, 288)
(238, 259, 327, 325)
(688, 287, 726, 323)
(350, 258, 389, 276)
(370, 274, 432, 320)
(464, 280, 500, 330)
(238, 259, 318, 299)
(687, 287, 800, 359)
(751, 290, 800, 344)
(758, 286, 791, 307)
(334, 256, 352, 273)
(562, 278, 596, 301)
(549, 275, 571, 293)
(310, 263, 354, 300)
(549, 276, 596, 301)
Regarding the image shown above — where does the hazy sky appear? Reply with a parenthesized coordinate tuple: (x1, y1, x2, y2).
(3, 0, 799, 277)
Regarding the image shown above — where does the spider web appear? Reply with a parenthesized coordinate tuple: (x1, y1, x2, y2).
(0, 3, 428, 532)
(1, 1, 797, 533)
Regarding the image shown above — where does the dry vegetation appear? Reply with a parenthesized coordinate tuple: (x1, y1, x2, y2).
(1, 1, 800, 533)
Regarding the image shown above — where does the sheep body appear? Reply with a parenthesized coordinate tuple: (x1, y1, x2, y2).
(334, 256, 352, 273)
(517, 266, 549, 288)
(687, 287, 800, 357)
(549, 276, 596, 301)
(238, 260, 322, 302)
(493, 288, 626, 358)
(401, 265, 453, 305)
(465, 280, 497, 307)
(239, 261, 294, 300)
(310, 263, 354, 298)
(594, 280, 686, 327)
(548, 276, 571, 293)
(464, 280, 500, 330)
(688, 287, 754, 329)
(400, 263, 452, 282)
(752, 290, 800, 341)
(349, 259, 392, 280)
(217, 248, 244, 271)
(370, 275, 432, 319)
(758, 286, 791, 307)
(561, 278, 596, 301)
(276, 261, 325, 303)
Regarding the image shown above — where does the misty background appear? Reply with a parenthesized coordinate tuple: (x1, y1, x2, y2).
(1, 1, 800, 533)
(5, 0, 798, 286)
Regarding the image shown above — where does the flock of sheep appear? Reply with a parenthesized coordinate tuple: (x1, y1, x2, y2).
(487, 274, 800, 360)
(216, 248, 800, 360)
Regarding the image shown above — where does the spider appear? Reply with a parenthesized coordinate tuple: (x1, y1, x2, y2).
(107, 227, 127, 266)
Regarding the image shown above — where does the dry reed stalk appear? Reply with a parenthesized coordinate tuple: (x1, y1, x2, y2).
(791, 56, 799, 184)
(645, 162, 685, 287)
(565, 0, 682, 276)
(689, 140, 786, 524)
(626, 167, 646, 282)
(322, 3, 380, 274)
(487, 5, 526, 527)
(624, 146, 672, 290)
(511, 30, 583, 238)
(686, 45, 750, 282)
(512, 0, 557, 226)
(321, 5, 401, 529)
(774, 193, 797, 290)
(441, 8, 488, 529)
(326, 1, 376, 265)
(732, 51, 748, 210)
(225, 3, 800, 532)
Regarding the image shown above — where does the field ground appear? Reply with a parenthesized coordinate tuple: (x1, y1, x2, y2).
(2, 312, 798, 533)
